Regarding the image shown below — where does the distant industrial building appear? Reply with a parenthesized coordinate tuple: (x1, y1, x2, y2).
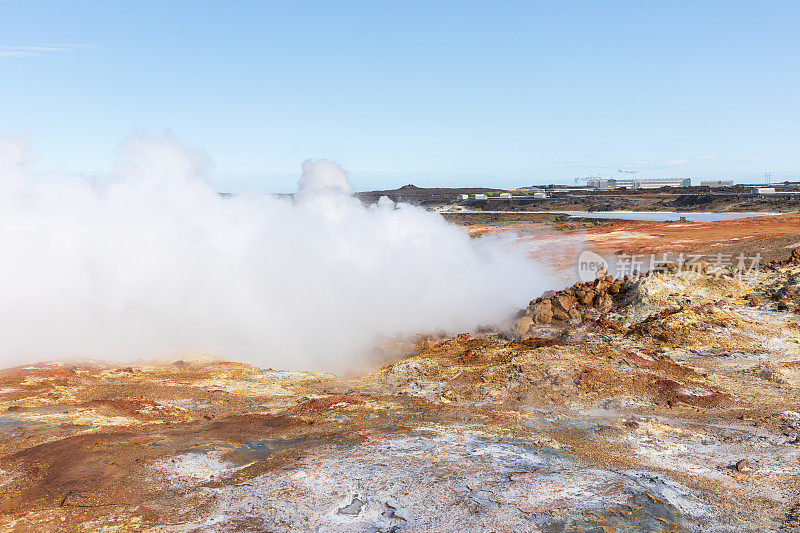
(532, 192, 547, 199)
(474, 193, 488, 200)
(752, 187, 776, 195)
(700, 180, 734, 188)
(587, 178, 691, 190)
(586, 178, 616, 190)
(498, 192, 512, 199)
(614, 179, 637, 189)
(636, 178, 691, 189)
(459, 194, 469, 200)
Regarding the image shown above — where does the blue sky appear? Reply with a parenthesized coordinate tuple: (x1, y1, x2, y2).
(1, 1, 799, 191)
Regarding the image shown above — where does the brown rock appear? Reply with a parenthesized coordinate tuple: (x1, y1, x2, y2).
(735, 459, 752, 473)
(552, 308, 569, 321)
(608, 281, 621, 295)
(595, 294, 613, 314)
(532, 301, 553, 324)
(553, 294, 576, 312)
(514, 316, 534, 338)
(581, 291, 596, 306)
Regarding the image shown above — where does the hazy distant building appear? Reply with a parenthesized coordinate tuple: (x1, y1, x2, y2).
(532, 192, 547, 199)
(586, 178, 616, 190)
(636, 178, 691, 189)
(587, 177, 690, 190)
(700, 180, 734, 188)
(474, 193, 488, 200)
(459, 194, 469, 200)
(752, 187, 776, 195)
(614, 179, 638, 189)
(498, 192, 512, 199)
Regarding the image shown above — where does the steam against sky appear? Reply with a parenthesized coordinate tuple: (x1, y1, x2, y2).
(0, 133, 552, 371)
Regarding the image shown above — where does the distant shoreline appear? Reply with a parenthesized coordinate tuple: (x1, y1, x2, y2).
(354, 184, 800, 214)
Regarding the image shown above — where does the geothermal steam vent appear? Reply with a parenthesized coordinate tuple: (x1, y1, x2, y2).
(0, 133, 550, 371)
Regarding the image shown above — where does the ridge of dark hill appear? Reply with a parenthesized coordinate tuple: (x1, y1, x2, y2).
(355, 184, 503, 205)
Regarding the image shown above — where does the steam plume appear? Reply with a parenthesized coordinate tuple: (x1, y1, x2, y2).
(0, 133, 552, 371)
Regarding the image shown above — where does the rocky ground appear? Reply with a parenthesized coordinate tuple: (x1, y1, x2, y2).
(1, 247, 799, 531)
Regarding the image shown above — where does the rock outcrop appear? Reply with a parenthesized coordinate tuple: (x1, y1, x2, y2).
(515, 273, 639, 338)
(763, 248, 800, 269)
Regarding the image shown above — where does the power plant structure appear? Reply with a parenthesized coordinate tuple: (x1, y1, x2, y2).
(586, 177, 691, 190)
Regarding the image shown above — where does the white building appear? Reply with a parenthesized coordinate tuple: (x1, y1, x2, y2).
(532, 192, 547, 199)
(498, 192, 512, 199)
(700, 180, 734, 188)
(614, 179, 638, 189)
(586, 178, 616, 190)
(752, 187, 776, 195)
(459, 194, 469, 200)
(587, 178, 690, 190)
(636, 178, 691, 189)
(474, 194, 488, 200)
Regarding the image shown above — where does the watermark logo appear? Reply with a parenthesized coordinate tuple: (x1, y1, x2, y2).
(577, 250, 609, 282)
(614, 252, 761, 281)
(576, 250, 761, 282)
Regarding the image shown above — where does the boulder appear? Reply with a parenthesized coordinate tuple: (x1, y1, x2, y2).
(553, 294, 576, 312)
(552, 308, 570, 321)
(595, 294, 613, 314)
(532, 301, 553, 324)
(735, 459, 752, 473)
(580, 290, 595, 306)
(514, 316, 534, 338)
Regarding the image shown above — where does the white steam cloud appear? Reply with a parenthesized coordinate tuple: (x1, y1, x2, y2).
(0, 132, 552, 371)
